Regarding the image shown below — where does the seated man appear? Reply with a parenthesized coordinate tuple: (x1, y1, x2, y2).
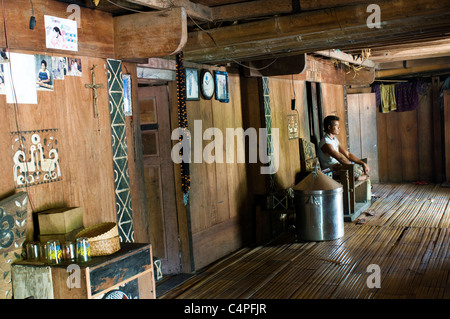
(318, 115, 370, 181)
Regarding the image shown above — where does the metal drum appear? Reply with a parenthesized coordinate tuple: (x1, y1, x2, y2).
(294, 170, 344, 241)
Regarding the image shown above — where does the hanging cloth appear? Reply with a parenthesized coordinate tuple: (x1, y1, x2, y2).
(380, 84, 397, 113)
(395, 82, 419, 112)
(175, 52, 190, 205)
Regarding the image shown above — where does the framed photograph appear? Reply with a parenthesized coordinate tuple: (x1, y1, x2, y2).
(214, 71, 229, 103)
(122, 74, 132, 116)
(185, 68, 200, 101)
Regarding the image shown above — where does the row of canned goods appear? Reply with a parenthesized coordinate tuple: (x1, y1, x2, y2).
(25, 237, 91, 264)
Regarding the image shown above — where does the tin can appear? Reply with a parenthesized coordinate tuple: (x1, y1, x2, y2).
(76, 237, 91, 262)
(62, 241, 75, 261)
(46, 240, 62, 264)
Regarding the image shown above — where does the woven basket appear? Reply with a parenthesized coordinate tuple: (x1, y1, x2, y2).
(75, 222, 121, 256)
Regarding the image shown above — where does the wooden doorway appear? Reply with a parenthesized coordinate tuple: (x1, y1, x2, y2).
(138, 85, 180, 274)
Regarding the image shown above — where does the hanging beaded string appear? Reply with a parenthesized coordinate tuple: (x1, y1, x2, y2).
(176, 51, 190, 205)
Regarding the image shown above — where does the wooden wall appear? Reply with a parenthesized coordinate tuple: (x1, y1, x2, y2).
(268, 77, 308, 189)
(0, 0, 146, 242)
(0, 0, 114, 58)
(376, 84, 436, 183)
(242, 57, 348, 197)
(169, 66, 250, 271)
(320, 83, 349, 151)
(241, 58, 348, 243)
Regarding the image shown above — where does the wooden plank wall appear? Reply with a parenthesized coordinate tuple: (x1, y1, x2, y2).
(169, 67, 250, 271)
(376, 84, 435, 183)
(268, 77, 308, 189)
(0, 1, 141, 242)
(240, 58, 347, 245)
(1, 53, 118, 240)
(0, 0, 114, 59)
(320, 83, 349, 151)
(242, 57, 348, 194)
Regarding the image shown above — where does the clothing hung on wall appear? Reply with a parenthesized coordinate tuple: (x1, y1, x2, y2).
(380, 84, 397, 113)
(395, 82, 419, 112)
(372, 81, 426, 113)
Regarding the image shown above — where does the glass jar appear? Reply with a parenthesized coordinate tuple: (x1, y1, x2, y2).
(76, 237, 91, 262)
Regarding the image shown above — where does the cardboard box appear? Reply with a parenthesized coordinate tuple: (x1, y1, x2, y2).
(39, 227, 84, 243)
(38, 207, 83, 235)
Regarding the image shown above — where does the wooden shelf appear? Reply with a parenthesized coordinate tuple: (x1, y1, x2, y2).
(12, 243, 156, 299)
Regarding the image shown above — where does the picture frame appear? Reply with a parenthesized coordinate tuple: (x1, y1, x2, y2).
(122, 74, 132, 116)
(214, 70, 229, 103)
(200, 69, 215, 100)
(185, 68, 200, 101)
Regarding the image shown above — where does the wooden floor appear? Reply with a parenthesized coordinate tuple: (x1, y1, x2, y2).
(159, 183, 450, 299)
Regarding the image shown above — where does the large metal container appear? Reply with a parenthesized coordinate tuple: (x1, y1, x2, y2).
(294, 170, 344, 241)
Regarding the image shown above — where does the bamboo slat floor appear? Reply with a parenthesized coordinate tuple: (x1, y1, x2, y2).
(158, 183, 450, 299)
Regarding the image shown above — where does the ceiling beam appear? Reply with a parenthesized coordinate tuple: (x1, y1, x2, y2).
(182, 0, 450, 64)
(314, 49, 375, 68)
(211, 0, 294, 22)
(126, 0, 212, 21)
(376, 56, 450, 70)
(375, 63, 450, 78)
(114, 7, 187, 60)
(369, 39, 450, 63)
(299, 0, 379, 11)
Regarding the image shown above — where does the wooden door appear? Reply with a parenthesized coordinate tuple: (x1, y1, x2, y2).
(445, 90, 450, 183)
(347, 93, 379, 183)
(138, 85, 180, 274)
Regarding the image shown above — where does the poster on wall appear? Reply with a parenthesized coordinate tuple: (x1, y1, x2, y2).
(44, 15, 78, 52)
(5, 53, 37, 104)
(35, 55, 54, 91)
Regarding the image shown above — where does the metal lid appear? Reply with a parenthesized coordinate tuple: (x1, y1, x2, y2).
(293, 170, 342, 191)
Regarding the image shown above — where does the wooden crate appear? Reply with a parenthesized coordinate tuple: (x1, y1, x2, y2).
(11, 243, 155, 299)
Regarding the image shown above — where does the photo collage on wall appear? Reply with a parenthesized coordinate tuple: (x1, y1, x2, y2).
(0, 53, 83, 102)
(185, 67, 229, 103)
(0, 15, 82, 104)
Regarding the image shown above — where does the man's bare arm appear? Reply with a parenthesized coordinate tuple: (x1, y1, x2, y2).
(338, 145, 370, 174)
(321, 144, 352, 165)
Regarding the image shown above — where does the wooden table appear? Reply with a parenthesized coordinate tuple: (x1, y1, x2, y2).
(11, 243, 155, 299)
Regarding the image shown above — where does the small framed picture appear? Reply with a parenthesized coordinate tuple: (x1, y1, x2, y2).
(185, 68, 200, 101)
(214, 71, 229, 103)
(122, 74, 132, 116)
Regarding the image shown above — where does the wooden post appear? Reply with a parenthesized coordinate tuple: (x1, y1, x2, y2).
(432, 76, 443, 183)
